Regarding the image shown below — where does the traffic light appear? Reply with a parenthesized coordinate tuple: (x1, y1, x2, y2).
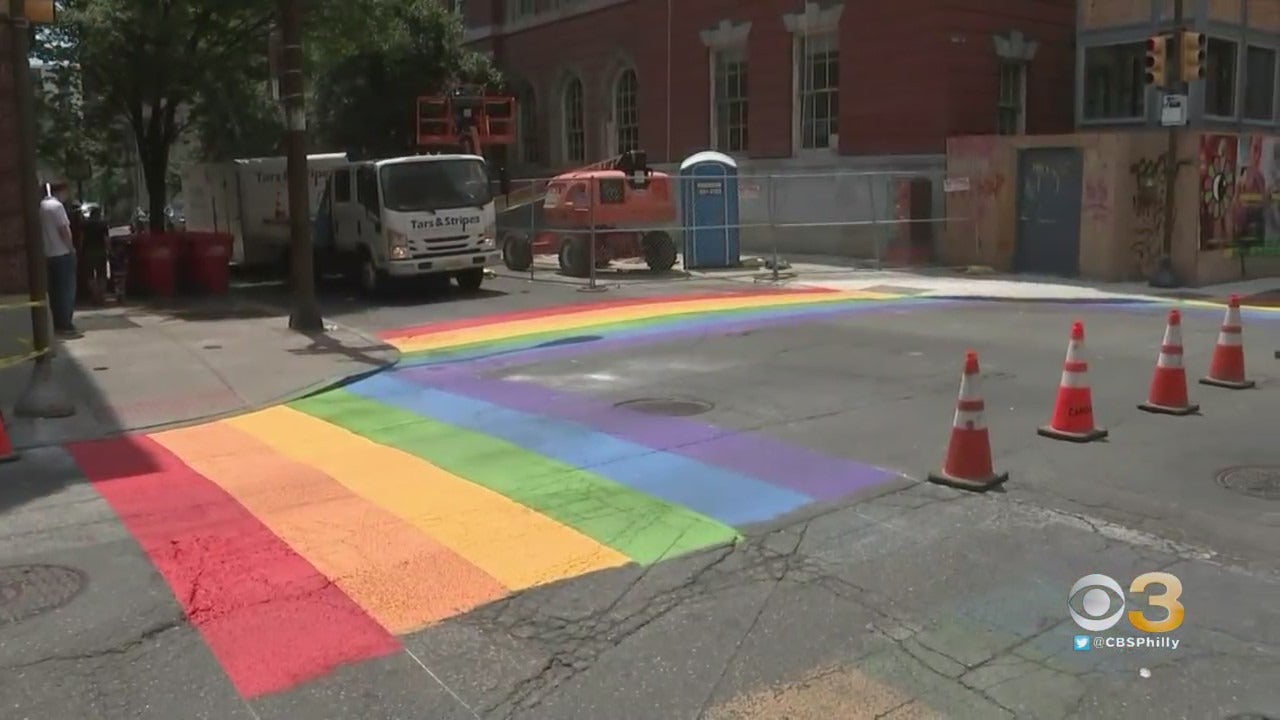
(1181, 31, 1207, 82)
(1145, 34, 1171, 87)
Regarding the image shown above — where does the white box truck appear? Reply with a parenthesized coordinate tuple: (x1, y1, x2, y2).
(314, 153, 499, 294)
(180, 153, 349, 268)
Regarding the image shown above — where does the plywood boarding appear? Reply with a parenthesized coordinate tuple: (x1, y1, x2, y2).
(1209, 0, 1242, 22)
(1082, 0, 1150, 28)
(1248, 0, 1280, 31)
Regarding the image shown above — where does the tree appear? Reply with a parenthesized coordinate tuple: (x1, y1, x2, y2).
(311, 0, 501, 156)
(37, 0, 276, 232)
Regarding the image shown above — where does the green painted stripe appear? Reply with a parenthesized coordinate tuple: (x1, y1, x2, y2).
(400, 295, 897, 361)
(291, 390, 742, 564)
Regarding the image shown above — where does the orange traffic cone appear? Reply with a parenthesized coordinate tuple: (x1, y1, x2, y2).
(1138, 309, 1200, 415)
(1200, 295, 1255, 390)
(1039, 321, 1108, 442)
(0, 410, 17, 464)
(928, 351, 1008, 492)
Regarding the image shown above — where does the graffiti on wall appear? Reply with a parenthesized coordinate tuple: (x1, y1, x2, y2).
(1084, 177, 1111, 224)
(1129, 152, 1169, 274)
(946, 136, 1006, 254)
(1199, 133, 1280, 256)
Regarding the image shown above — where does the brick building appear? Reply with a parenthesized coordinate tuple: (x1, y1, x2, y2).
(0, 20, 28, 295)
(459, 0, 1076, 173)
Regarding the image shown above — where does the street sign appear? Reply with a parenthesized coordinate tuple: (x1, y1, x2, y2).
(1161, 94, 1188, 126)
(944, 177, 971, 193)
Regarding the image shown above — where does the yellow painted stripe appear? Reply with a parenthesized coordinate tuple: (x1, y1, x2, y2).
(226, 406, 632, 590)
(150, 422, 510, 634)
(392, 290, 894, 353)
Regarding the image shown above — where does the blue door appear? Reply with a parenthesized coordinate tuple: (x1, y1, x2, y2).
(1014, 148, 1083, 277)
(688, 165, 730, 267)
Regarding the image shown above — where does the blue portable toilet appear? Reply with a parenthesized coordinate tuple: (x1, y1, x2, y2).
(679, 151, 740, 269)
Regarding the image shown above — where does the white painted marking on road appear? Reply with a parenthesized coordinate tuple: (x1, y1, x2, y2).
(403, 647, 482, 719)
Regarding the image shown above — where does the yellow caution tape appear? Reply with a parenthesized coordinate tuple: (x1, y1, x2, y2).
(0, 298, 47, 311)
(0, 347, 49, 370)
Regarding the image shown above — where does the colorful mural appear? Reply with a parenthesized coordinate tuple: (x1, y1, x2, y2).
(1199, 133, 1280, 256)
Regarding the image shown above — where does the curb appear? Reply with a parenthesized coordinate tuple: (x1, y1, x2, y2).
(10, 297, 402, 451)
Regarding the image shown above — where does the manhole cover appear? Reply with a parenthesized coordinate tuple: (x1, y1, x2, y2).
(0, 565, 87, 625)
(614, 397, 714, 416)
(1216, 466, 1280, 500)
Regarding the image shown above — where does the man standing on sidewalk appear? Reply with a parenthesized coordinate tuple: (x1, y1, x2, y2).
(40, 181, 82, 339)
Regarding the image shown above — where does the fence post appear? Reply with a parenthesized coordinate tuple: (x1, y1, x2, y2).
(579, 180, 606, 293)
(867, 174, 883, 270)
(768, 173, 781, 284)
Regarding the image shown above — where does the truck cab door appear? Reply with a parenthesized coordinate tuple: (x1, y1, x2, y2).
(355, 165, 381, 248)
(329, 168, 353, 249)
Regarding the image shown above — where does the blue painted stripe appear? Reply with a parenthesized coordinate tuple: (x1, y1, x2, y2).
(350, 374, 815, 526)
(399, 297, 953, 369)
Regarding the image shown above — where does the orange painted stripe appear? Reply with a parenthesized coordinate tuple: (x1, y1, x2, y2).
(376, 288, 832, 341)
(150, 422, 509, 635)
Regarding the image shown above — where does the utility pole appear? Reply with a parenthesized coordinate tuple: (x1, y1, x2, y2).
(1150, 0, 1185, 288)
(8, 0, 73, 418)
(279, 0, 322, 332)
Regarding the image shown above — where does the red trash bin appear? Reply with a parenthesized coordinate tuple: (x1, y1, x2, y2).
(131, 233, 179, 297)
(184, 232, 234, 294)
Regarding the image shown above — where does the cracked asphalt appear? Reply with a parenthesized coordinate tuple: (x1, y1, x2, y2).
(2, 276, 1279, 719)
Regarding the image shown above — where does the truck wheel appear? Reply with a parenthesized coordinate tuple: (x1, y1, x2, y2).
(502, 233, 533, 271)
(455, 268, 485, 292)
(642, 231, 677, 272)
(558, 236, 591, 278)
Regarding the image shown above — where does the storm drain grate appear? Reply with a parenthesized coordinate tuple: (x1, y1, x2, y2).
(1215, 466, 1280, 500)
(0, 564, 88, 625)
(614, 397, 714, 417)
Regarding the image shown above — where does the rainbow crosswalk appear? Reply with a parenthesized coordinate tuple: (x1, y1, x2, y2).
(67, 287, 939, 698)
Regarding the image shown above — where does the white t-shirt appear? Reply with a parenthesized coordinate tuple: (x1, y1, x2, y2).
(39, 195, 72, 258)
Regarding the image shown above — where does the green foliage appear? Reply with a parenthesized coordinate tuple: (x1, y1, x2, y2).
(37, 0, 277, 229)
(310, 0, 502, 157)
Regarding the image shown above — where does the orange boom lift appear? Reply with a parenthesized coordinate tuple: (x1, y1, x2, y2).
(497, 149, 679, 277)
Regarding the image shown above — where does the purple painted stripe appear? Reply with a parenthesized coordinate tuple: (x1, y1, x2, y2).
(419, 374, 900, 501)
(399, 299, 956, 383)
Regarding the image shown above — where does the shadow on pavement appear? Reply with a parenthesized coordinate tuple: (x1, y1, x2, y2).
(0, 278, 403, 515)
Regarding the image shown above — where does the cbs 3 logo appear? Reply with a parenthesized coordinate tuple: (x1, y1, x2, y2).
(1068, 572, 1184, 633)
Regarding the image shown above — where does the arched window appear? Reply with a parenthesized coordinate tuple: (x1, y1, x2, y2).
(562, 77, 585, 164)
(517, 85, 540, 164)
(613, 69, 639, 154)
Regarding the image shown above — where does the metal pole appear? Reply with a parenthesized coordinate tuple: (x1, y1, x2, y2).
(528, 178, 536, 282)
(769, 174, 780, 283)
(10, 0, 74, 419)
(280, 0, 323, 331)
(1151, 0, 1184, 288)
(579, 183, 606, 293)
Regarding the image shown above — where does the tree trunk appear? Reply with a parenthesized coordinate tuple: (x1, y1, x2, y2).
(140, 137, 170, 234)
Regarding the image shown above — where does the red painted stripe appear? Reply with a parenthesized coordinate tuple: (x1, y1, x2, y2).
(1064, 360, 1088, 372)
(68, 435, 400, 698)
(1221, 325, 1242, 333)
(1160, 344, 1184, 354)
(377, 287, 832, 340)
(957, 399, 985, 412)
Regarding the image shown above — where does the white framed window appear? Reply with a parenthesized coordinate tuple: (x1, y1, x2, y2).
(612, 69, 639, 154)
(562, 77, 585, 164)
(711, 47, 748, 153)
(518, 87, 540, 164)
(794, 32, 839, 151)
(997, 61, 1026, 135)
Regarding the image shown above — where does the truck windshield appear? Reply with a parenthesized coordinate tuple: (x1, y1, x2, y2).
(379, 159, 492, 212)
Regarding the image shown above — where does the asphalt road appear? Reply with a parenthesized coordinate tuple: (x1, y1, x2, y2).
(2, 276, 1279, 720)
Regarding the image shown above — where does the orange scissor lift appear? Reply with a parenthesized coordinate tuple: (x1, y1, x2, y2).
(498, 149, 679, 278)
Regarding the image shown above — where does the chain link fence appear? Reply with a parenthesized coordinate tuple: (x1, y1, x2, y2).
(492, 167, 969, 287)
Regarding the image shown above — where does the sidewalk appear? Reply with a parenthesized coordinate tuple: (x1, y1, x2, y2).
(689, 253, 1280, 305)
(0, 296, 399, 450)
